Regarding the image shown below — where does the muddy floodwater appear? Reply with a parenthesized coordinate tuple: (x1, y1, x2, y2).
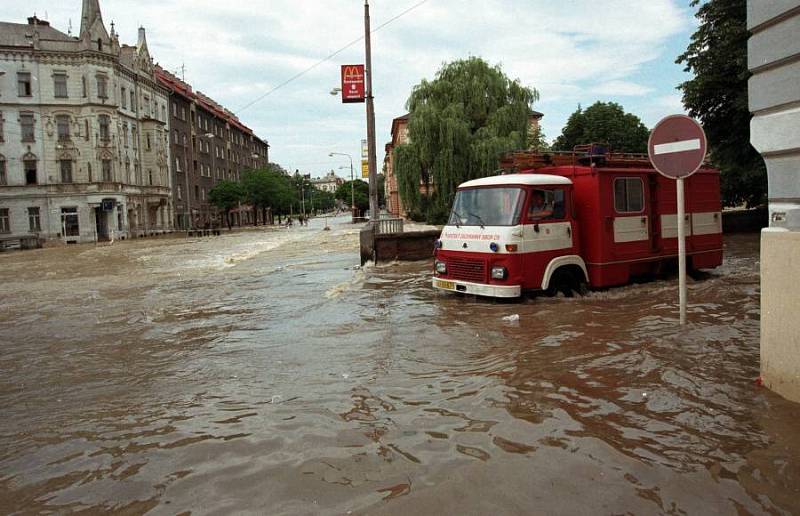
(1, 216, 798, 515)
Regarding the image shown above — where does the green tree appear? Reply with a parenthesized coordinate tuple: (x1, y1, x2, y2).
(552, 102, 649, 153)
(241, 163, 294, 225)
(677, 0, 766, 207)
(394, 57, 539, 223)
(208, 180, 244, 230)
(310, 188, 335, 213)
(336, 180, 370, 213)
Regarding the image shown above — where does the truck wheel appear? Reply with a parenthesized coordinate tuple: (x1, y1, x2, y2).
(546, 270, 574, 298)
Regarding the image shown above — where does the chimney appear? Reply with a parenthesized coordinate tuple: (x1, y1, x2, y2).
(28, 16, 50, 26)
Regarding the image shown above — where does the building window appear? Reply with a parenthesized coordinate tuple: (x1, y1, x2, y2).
(21, 113, 35, 142)
(0, 111, 4, 142)
(175, 157, 181, 172)
(54, 73, 68, 98)
(102, 159, 112, 182)
(131, 124, 138, 149)
(146, 133, 151, 150)
(123, 123, 129, 147)
(98, 115, 110, 141)
(18, 72, 32, 97)
(0, 157, 6, 185)
(0, 208, 9, 233)
(182, 134, 187, 146)
(87, 162, 92, 182)
(60, 160, 73, 183)
(148, 169, 153, 185)
(28, 207, 41, 232)
(96, 75, 108, 99)
(61, 207, 79, 237)
(130, 91, 136, 111)
(177, 184, 182, 200)
(614, 177, 645, 213)
(56, 115, 70, 141)
(82, 76, 87, 97)
(24, 160, 37, 185)
(172, 102, 177, 117)
(121, 87, 127, 108)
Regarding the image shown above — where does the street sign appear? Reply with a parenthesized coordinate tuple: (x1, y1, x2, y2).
(648, 114, 707, 179)
(648, 114, 708, 326)
(361, 160, 369, 178)
(361, 139, 368, 159)
(341, 65, 365, 104)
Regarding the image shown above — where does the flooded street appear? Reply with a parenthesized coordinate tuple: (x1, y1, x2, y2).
(0, 216, 798, 515)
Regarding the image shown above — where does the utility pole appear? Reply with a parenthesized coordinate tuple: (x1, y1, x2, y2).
(364, 0, 379, 221)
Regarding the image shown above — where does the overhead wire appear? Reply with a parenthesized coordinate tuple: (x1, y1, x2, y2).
(234, 0, 430, 115)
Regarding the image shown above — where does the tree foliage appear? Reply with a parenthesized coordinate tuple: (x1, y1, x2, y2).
(208, 180, 244, 229)
(677, 0, 766, 207)
(241, 163, 294, 223)
(335, 180, 370, 212)
(394, 57, 539, 223)
(552, 102, 649, 153)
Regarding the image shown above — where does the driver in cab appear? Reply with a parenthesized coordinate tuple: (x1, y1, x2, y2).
(528, 190, 553, 220)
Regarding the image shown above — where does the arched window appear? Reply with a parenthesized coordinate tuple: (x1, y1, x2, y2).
(0, 154, 6, 185)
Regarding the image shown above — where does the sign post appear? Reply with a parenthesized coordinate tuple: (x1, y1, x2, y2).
(647, 115, 708, 326)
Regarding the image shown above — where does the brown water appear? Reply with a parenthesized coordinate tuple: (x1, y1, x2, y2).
(0, 217, 798, 515)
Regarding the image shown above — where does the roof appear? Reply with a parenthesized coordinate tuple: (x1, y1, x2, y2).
(0, 21, 74, 47)
(459, 174, 572, 188)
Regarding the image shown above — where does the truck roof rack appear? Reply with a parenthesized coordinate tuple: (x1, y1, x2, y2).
(499, 144, 681, 173)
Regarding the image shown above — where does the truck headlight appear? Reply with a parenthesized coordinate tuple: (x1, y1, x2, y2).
(435, 260, 447, 274)
(491, 266, 507, 280)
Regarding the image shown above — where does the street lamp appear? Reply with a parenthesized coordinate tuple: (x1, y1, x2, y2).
(329, 152, 355, 221)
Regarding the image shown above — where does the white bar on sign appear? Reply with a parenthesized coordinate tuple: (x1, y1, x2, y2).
(654, 138, 701, 155)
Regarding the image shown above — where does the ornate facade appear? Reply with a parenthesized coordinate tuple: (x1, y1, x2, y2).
(0, 0, 172, 243)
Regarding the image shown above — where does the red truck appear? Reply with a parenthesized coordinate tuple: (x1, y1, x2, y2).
(432, 149, 723, 298)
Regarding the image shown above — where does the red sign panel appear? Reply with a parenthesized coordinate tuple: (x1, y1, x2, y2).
(647, 114, 707, 179)
(341, 64, 365, 104)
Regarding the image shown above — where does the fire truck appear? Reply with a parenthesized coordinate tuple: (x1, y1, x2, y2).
(432, 146, 723, 298)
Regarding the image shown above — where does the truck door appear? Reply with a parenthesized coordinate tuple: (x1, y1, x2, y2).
(611, 176, 650, 259)
(522, 187, 575, 288)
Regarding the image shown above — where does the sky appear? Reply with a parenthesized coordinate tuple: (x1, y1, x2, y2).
(6, 0, 699, 179)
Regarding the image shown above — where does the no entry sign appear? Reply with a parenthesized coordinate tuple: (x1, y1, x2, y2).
(648, 115, 707, 179)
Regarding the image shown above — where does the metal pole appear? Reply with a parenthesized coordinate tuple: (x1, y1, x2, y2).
(677, 177, 687, 326)
(350, 157, 355, 219)
(364, 0, 379, 221)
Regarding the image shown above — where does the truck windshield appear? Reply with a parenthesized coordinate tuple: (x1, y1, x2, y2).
(448, 187, 527, 227)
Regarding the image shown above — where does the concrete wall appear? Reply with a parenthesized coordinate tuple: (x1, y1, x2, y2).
(748, 0, 800, 402)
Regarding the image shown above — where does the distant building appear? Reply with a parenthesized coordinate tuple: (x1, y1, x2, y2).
(312, 170, 343, 194)
(0, 0, 172, 243)
(155, 68, 269, 228)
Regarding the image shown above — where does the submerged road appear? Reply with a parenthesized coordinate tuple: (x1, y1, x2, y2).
(0, 216, 798, 514)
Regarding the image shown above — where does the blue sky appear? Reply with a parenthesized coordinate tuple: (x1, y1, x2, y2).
(6, 0, 699, 179)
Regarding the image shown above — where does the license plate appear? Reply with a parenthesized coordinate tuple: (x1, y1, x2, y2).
(435, 279, 456, 290)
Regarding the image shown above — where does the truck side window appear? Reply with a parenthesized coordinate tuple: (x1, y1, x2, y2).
(614, 178, 644, 213)
(529, 189, 565, 221)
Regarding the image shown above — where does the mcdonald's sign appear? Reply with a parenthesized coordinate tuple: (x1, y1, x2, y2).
(341, 64, 365, 103)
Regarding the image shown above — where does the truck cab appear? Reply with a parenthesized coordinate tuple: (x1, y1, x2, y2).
(433, 174, 584, 298)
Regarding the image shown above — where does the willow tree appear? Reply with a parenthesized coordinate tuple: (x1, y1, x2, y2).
(394, 57, 538, 223)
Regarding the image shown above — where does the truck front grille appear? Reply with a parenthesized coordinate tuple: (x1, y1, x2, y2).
(448, 257, 487, 283)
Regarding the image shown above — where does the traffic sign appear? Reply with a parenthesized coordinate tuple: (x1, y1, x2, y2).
(648, 114, 707, 326)
(648, 115, 707, 179)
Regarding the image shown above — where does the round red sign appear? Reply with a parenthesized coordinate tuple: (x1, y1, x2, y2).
(647, 115, 707, 179)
